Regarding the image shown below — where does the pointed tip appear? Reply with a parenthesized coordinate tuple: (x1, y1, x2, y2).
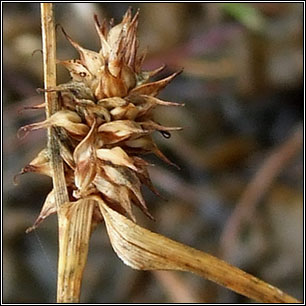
(173, 163, 181, 170)
(149, 214, 156, 222)
(144, 209, 155, 221)
(130, 8, 140, 25)
(94, 14, 102, 34)
(124, 6, 132, 20)
(21, 103, 46, 113)
(128, 211, 137, 223)
(94, 13, 107, 36)
(130, 69, 181, 96)
(148, 64, 167, 78)
(158, 64, 167, 72)
(60, 26, 83, 52)
(25, 225, 36, 234)
(109, 18, 114, 28)
(31, 49, 43, 57)
(36, 87, 44, 94)
(13, 173, 21, 185)
(161, 69, 182, 82)
(171, 69, 184, 78)
(154, 147, 181, 170)
(60, 25, 69, 40)
(13, 165, 35, 184)
(159, 69, 183, 86)
(156, 192, 168, 202)
(147, 184, 167, 202)
(93, 13, 100, 26)
(17, 126, 29, 140)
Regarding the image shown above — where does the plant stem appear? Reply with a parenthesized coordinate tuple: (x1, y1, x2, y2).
(41, 3, 93, 302)
(57, 199, 95, 303)
(41, 2, 68, 206)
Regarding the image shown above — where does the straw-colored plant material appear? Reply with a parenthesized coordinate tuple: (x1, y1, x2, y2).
(18, 4, 300, 303)
(41, 4, 93, 303)
(57, 199, 95, 303)
(98, 200, 299, 303)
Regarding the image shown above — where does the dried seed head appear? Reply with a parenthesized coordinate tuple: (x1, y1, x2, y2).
(19, 8, 183, 229)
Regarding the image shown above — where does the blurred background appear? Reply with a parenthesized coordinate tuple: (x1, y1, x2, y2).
(3, 2, 303, 303)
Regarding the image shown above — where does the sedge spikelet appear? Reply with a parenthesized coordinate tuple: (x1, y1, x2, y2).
(19, 8, 183, 230)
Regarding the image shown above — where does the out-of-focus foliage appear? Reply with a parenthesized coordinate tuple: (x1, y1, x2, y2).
(219, 3, 266, 32)
(3, 3, 303, 303)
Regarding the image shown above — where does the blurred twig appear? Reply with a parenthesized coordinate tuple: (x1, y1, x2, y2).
(153, 270, 200, 303)
(220, 123, 303, 259)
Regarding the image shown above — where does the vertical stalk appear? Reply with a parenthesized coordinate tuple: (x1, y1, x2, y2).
(40, 3, 93, 302)
(41, 1, 68, 206)
(56, 199, 95, 303)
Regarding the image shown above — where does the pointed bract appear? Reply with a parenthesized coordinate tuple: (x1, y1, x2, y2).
(26, 190, 57, 233)
(97, 147, 137, 171)
(73, 120, 97, 195)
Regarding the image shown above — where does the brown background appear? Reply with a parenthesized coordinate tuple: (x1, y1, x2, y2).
(3, 2, 303, 303)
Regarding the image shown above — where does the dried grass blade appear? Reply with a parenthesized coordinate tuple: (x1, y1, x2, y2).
(99, 201, 300, 303)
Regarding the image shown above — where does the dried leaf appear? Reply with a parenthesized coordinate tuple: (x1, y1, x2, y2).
(98, 202, 300, 303)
